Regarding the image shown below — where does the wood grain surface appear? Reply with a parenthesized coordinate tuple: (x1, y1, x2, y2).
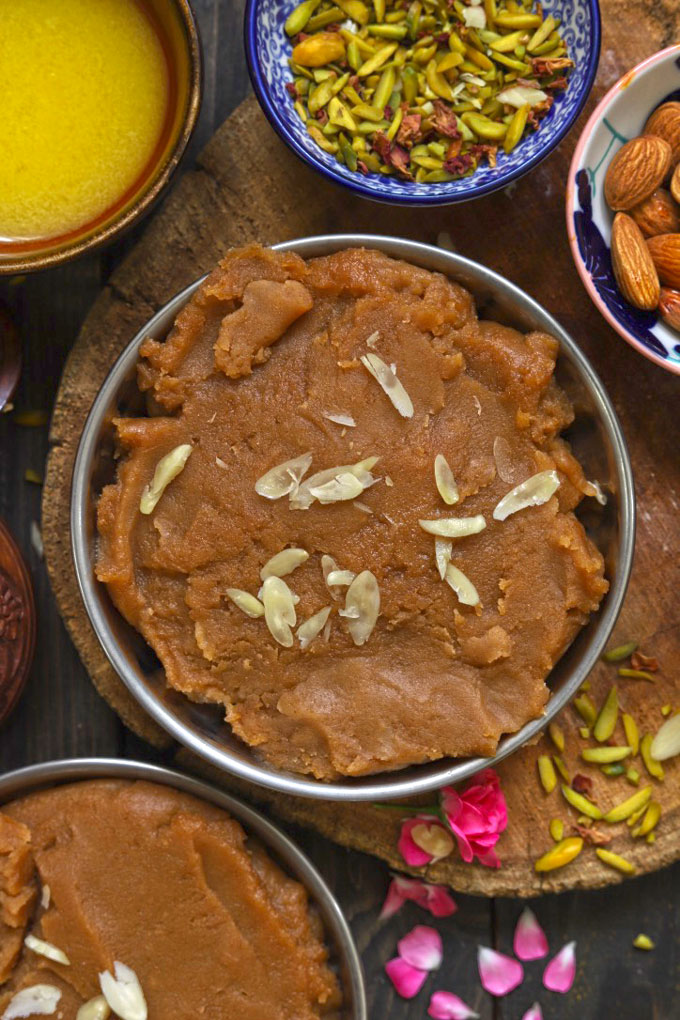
(1, 1, 679, 1016)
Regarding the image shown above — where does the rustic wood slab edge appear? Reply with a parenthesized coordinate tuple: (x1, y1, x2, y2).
(43, 81, 680, 896)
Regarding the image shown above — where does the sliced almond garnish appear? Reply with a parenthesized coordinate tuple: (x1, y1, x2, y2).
(492, 436, 516, 484)
(493, 470, 560, 521)
(366, 330, 380, 348)
(385, 475, 394, 487)
(292, 456, 379, 510)
(585, 479, 607, 506)
(309, 472, 364, 503)
(40, 884, 50, 910)
(322, 411, 356, 427)
(434, 538, 452, 580)
(255, 452, 312, 500)
(24, 935, 70, 966)
(225, 589, 264, 618)
(354, 501, 373, 514)
(2, 985, 62, 1019)
(260, 548, 309, 580)
(344, 570, 380, 645)
(650, 713, 680, 761)
(445, 564, 480, 606)
(261, 576, 297, 647)
(297, 606, 332, 649)
(360, 353, 414, 419)
(419, 515, 486, 537)
(326, 569, 355, 586)
(434, 454, 459, 505)
(76, 997, 111, 1020)
(139, 444, 192, 515)
(473, 395, 482, 416)
(99, 962, 147, 1020)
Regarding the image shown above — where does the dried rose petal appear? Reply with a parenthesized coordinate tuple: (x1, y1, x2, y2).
(428, 990, 479, 1019)
(542, 941, 576, 994)
(521, 1004, 544, 1020)
(385, 957, 428, 999)
(513, 907, 549, 961)
(397, 926, 443, 971)
(477, 947, 524, 996)
(379, 876, 457, 920)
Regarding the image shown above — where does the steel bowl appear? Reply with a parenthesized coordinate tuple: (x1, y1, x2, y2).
(72, 234, 635, 801)
(0, 757, 366, 1020)
(0, 0, 202, 275)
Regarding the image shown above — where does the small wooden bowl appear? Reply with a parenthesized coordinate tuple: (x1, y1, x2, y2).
(0, 0, 202, 276)
(0, 519, 36, 725)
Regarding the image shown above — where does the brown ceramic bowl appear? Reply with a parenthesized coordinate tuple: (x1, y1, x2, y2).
(0, 0, 202, 275)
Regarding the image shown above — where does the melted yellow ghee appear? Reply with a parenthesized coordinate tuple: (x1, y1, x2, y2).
(0, 0, 168, 242)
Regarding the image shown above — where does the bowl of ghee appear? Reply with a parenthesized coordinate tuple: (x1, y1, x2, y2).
(0, 0, 201, 273)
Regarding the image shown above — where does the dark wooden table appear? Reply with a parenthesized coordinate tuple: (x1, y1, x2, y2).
(0, 3, 678, 1017)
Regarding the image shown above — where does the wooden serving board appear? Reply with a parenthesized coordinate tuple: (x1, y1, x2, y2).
(43, 3, 679, 897)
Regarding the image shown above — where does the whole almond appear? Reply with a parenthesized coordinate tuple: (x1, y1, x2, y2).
(646, 233, 680, 289)
(604, 136, 672, 211)
(611, 212, 660, 310)
(671, 163, 680, 205)
(658, 287, 680, 331)
(644, 102, 680, 166)
(630, 188, 680, 237)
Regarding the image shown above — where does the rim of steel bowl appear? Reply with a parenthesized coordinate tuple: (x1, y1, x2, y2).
(71, 234, 635, 801)
(0, 757, 367, 1020)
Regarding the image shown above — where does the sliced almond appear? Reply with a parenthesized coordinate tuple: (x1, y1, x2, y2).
(496, 84, 547, 107)
(366, 330, 380, 348)
(24, 935, 70, 966)
(493, 436, 517, 483)
(310, 472, 364, 503)
(225, 589, 265, 618)
(360, 353, 414, 418)
(326, 569, 355, 586)
(99, 962, 147, 1020)
(139, 444, 192, 515)
(434, 538, 452, 580)
(493, 470, 560, 521)
(76, 997, 111, 1020)
(259, 548, 309, 580)
(322, 411, 356, 427)
(419, 515, 486, 537)
(2, 985, 62, 1019)
(40, 884, 50, 910)
(344, 570, 380, 645)
(292, 456, 378, 510)
(297, 606, 332, 649)
(650, 713, 680, 761)
(261, 576, 297, 647)
(434, 454, 459, 505)
(584, 480, 607, 506)
(444, 563, 480, 606)
(255, 452, 312, 500)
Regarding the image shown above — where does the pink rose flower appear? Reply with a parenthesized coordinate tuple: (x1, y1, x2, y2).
(441, 769, 507, 868)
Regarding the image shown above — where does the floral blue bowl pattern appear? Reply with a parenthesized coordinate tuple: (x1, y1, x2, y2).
(569, 51, 680, 372)
(245, 0, 601, 205)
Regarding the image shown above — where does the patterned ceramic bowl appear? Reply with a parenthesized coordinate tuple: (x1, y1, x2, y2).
(245, 0, 601, 205)
(567, 44, 680, 374)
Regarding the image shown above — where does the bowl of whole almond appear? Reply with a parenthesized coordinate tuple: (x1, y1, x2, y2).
(567, 44, 680, 374)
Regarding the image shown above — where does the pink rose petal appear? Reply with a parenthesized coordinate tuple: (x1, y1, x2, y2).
(398, 926, 443, 971)
(477, 946, 524, 996)
(543, 941, 576, 994)
(428, 990, 480, 1019)
(513, 907, 549, 961)
(521, 1003, 544, 1020)
(385, 957, 428, 999)
(379, 876, 458, 920)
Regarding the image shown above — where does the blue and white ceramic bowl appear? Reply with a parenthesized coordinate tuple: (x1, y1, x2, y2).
(567, 44, 680, 375)
(245, 0, 601, 205)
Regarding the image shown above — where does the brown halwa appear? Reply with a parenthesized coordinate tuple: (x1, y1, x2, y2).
(0, 780, 340, 1017)
(96, 245, 607, 780)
